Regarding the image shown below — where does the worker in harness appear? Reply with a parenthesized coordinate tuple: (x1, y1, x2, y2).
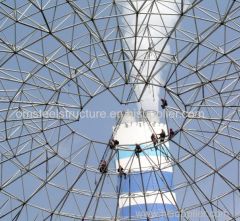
(99, 160, 108, 173)
(135, 144, 142, 157)
(151, 133, 158, 146)
(118, 165, 127, 179)
(109, 139, 119, 149)
(169, 128, 175, 139)
(159, 129, 166, 142)
(161, 99, 168, 109)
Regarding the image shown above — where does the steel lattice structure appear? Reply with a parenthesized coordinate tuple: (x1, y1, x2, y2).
(0, 0, 240, 220)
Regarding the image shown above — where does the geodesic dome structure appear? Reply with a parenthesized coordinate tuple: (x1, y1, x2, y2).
(0, 0, 240, 220)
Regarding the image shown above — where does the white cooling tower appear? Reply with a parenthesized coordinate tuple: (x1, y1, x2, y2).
(114, 111, 178, 220)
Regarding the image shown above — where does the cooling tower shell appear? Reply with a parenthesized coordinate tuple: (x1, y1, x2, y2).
(114, 111, 177, 220)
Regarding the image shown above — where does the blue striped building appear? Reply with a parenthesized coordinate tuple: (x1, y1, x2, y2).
(115, 112, 178, 220)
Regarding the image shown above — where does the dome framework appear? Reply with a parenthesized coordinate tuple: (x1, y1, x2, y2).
(0, 0, 240, 220)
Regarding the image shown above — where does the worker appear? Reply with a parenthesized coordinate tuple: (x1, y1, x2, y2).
(151, 133, 158, 146)
(135, 144, 142, 157)
(99, 160, 107, 173)
(118, 165, 127, 179)
(159, 129, 166, 142)
(109, 139, 119, 149)
(161, 99, 168, 109)
(169, 128, 175, 139)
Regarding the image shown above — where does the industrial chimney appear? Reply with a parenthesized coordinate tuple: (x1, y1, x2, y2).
(114, 111, 177, 220)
